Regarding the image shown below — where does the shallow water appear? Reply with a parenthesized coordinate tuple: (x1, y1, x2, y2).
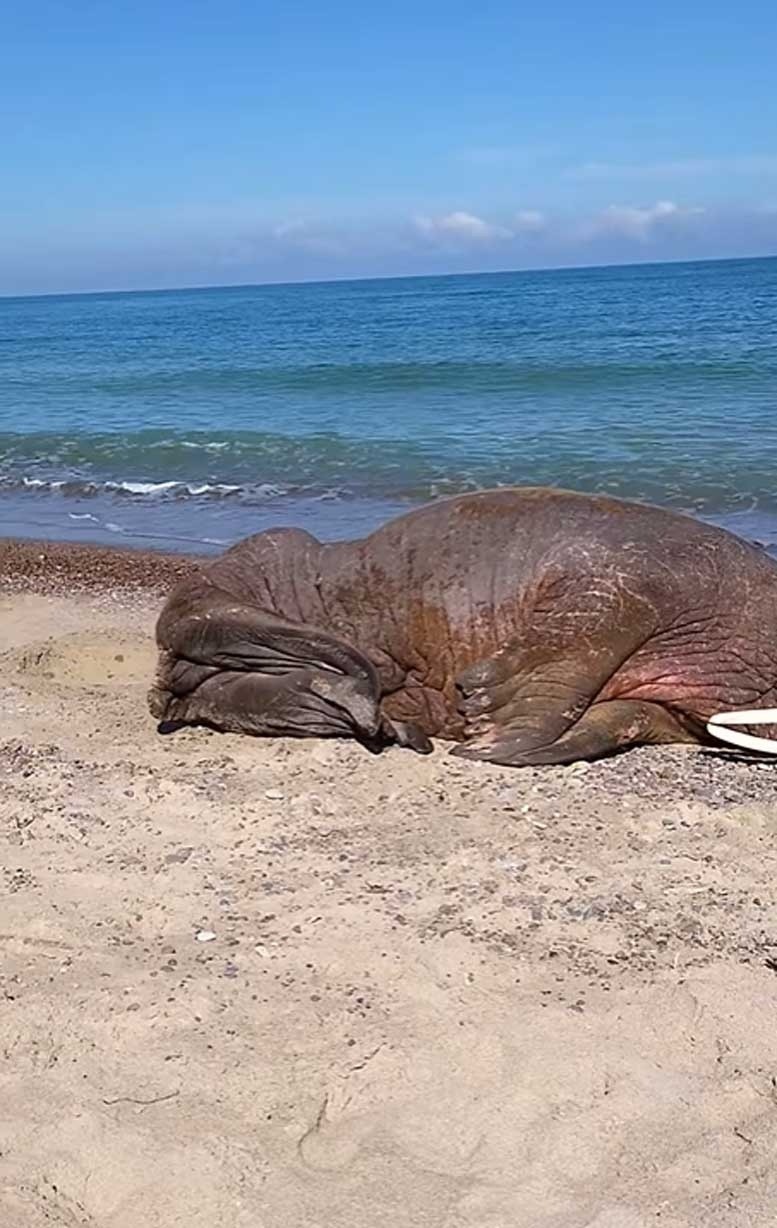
(1, 256, 776, 552)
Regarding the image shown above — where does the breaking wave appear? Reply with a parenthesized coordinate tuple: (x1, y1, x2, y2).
(2, 424, 777, 518)
(3, 474, 258, 500)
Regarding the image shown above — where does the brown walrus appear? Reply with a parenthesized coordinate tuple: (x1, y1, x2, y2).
(148, 487, 777, 766)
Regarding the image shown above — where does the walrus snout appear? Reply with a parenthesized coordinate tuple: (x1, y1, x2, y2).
(307, 672, 383, 738)
(307, 673, 434, 754)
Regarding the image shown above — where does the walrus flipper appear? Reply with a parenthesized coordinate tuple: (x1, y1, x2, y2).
(451, 573, 658, 766)
(156, 584, 379, 682)
(150, 582, 389, 744)
(460, 699, 696, 767)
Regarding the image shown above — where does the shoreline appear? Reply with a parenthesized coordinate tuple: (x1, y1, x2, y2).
(2, 494, 777, 602)
(3, 490, 777, 569)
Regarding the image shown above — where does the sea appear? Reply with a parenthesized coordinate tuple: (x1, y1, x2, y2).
(1, 256, 776, 554)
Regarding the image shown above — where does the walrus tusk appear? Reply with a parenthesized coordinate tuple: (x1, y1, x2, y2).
(706, 708, 777, 755)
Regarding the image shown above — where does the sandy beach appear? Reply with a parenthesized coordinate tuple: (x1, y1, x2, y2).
(4, 540, 777, 1227)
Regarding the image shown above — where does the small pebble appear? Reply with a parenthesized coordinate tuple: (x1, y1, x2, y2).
(195, 930, 217, 943)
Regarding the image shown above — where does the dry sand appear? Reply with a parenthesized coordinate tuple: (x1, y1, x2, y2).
(3, 542, 777, 1227)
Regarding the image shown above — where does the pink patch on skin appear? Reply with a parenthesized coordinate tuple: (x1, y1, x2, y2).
(598, 663, 724, 715)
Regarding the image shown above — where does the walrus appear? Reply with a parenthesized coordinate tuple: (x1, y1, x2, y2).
(148, 487, 777, 766)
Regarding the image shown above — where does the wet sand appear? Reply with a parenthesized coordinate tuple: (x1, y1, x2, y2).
(3, 539, 777, 1227)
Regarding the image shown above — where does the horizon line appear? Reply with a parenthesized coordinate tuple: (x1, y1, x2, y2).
(2, 250, 775, 303)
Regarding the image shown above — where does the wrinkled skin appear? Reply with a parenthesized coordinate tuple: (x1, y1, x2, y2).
(149, 487, 777, 766)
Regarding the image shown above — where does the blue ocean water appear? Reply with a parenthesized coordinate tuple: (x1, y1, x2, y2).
(1, 256, 776, 553)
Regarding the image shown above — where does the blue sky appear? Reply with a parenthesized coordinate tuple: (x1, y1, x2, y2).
(2, 0, 776, 294)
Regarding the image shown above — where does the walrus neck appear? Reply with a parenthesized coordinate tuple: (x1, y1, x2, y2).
(312, 539, 417, 691)
(282, 542, 330, 627)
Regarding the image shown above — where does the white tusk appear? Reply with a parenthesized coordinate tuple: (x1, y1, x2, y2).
(708, 708, 777, 726)
(707, 708, 777, 755)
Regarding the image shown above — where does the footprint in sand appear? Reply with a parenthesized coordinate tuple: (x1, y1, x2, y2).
(297, 1086, 377, 1172)
(4, 632, 155, 689)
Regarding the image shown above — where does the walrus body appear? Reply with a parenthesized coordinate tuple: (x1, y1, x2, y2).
(149, 488, 777, 766)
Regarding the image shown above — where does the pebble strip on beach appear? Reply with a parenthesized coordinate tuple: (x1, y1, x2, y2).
(0, 537, 199, 596)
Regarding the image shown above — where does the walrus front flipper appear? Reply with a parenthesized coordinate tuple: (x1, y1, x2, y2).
(156, 666, 384, 740)
(155, 581, 380, 684)
(150, 580, 387, 743)
(456, 699, 696, 767)
(453, 634, 644, 763)
(451, 572, 660, 766)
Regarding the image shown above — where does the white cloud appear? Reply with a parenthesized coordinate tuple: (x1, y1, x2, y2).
(570, 155, 777, 182)
(513, 209, 546, 233)
(455, 145, 553, 168)
(578, 200, 703, 242)
(270, 219, 347, 257)
(414, 211, 513, 242)
(272, 219, 307, 239)
(20, 193, 774, 296)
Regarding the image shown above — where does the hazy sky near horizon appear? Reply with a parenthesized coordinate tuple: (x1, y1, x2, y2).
(2, 0, 776, 294)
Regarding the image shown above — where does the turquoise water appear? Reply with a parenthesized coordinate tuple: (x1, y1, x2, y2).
(1, 256, 776, 552)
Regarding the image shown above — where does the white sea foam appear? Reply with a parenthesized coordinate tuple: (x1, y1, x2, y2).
(0, 474, 256, 500)
(254, 483, 286, 498)
(186, 483, 241, 496)
(18, 476, 76, 492)
(178, 439, 231, 451)
(105, 479, 245, 498)
(112, 480, 179, 495)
